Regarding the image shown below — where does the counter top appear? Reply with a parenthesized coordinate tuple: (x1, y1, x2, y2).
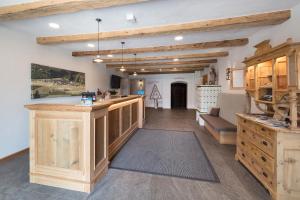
(25, 95, 142, 112)
(236, 113, 300, 134)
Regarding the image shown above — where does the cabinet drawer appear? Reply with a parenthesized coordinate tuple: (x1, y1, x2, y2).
(237, 147, 252, 167)
(238, 135, 274, 173)
(250, 156, 275, 190)
(252, 133, 275, 157)
(237, 145, 275, 191)
(248, 142, 274, 173)
(238, 125, 275, 157)
(238, 117, 256, 132)
(256, 125, 275, 140)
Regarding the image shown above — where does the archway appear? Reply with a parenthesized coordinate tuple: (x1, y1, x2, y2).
(171, 82, 187, 109)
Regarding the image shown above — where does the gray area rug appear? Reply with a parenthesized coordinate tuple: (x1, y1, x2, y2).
(110, 129, 219, 182)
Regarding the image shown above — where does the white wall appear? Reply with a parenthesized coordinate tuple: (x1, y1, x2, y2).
(131, 73, 197, 109)
(0, 26, 122, 159)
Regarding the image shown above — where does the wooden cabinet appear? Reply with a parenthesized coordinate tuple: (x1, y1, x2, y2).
(244, 39, 300, 129)
(25, 95, 145, 193)
(236, 114, 300, 200)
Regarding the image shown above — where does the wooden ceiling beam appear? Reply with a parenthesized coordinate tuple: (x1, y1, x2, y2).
(117, 65, 208, 71)
(0, 0, 149, 21)
(132, 71, 197, 75)
(72, 38, 248, 56)
(106, 59, 217, 68)
(128, 68, 203, 74)
(100, 52, 227, 63)
(37, 10, 290, 44)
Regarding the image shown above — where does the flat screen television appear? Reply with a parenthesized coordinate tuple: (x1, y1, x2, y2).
(111, 75, 121, 89)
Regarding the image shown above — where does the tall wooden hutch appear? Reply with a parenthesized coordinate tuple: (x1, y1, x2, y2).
(244, 39, 300, 127)
(236, 39, 300, 200)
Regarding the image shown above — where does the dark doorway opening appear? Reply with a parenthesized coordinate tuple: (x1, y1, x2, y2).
(171, 82, 187, 109)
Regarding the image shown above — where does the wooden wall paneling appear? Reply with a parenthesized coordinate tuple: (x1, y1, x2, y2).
(108, 109, 120, 145)
(35, 112, 83, 170)
(131, 102, 138, 125)
(91, 109, 108, 188)
(94, 116, 105, 168)
(82, 112, 92, 187)
(29, 111, 36, 177)
(122, 105, 131, 133)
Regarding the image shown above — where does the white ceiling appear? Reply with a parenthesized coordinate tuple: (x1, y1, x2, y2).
(0, 0, 299, 60)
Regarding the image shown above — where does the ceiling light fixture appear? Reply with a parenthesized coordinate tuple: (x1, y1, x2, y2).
(133, 72, 137, 76)
(87, 43, 95, 48)
(173, 58, 179, 62)
(93, 18, 103, 63)
(120, 41, 126, 72)
(141, 68, 145, 71)
(48, 22, 60, 29)
(174, 35, 183, 41)
(107, 54, 113, 58)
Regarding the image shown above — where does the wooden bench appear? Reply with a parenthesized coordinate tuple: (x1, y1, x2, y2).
(199, 93, 247, 145)
(200, 114, 237, 145)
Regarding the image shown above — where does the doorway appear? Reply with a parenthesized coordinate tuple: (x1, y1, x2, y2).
(171, 82, 187, 109)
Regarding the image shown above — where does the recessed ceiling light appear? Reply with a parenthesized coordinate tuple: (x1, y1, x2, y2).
(107, 54, 114, 58)
(174, 35, 183, 41)
(173, 58, 179, 62)
(48, 22, 60, 29)
(87, 43, 95, 48)
(159, 69, 162, 71)
(173, 68, 177, 70)
(141, 68, 145, 71)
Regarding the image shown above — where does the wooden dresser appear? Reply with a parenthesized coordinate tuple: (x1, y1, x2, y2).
(236, 114, 300, 200)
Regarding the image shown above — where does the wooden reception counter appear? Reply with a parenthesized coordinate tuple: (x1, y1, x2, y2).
(25, 95, 145, 193)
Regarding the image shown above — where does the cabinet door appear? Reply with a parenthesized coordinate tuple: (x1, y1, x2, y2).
(282, 150, 300, 192)
(277, 133, 300, 199)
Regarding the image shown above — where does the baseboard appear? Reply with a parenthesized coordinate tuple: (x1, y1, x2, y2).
(0, 148, 29, 163)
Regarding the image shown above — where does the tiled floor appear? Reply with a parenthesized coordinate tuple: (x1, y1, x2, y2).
(0, 108, 270, 200)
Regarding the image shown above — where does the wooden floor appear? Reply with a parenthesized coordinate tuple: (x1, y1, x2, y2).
(0, 108, 270, 200)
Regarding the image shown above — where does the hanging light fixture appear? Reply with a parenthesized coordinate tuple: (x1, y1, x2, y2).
(120, 41, 126, 72)
(93, 18, 103, 63)
(133, 53, 138, 76)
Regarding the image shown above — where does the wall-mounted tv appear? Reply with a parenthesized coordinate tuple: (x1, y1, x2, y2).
(111, 75, 121, 89)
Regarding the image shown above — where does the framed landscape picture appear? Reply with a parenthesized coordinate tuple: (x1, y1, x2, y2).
(31, 63, 85, 99)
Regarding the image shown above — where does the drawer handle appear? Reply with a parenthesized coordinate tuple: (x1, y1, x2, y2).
(262, 141, 268, 146)
(261, 156, 267, 162)
(241, 141, 245, 146)
(262, 172, 268, 178)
